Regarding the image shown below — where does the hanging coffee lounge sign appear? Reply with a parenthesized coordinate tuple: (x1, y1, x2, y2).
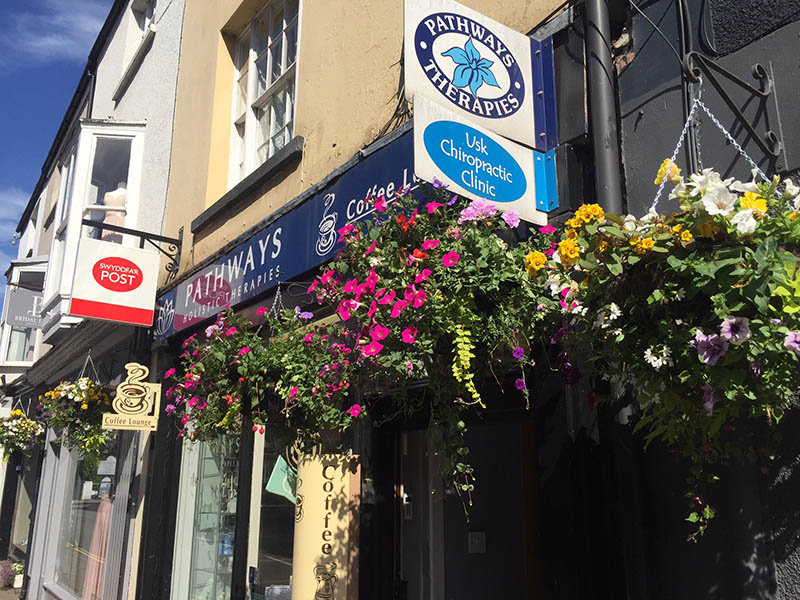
(102, 363, 161, 431)
(404, 0, 540, 148)
(69, 237, 161, 327)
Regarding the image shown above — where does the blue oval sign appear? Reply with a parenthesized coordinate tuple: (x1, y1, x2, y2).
(423, 120, 526, 202)
(414, 12, 525, 119)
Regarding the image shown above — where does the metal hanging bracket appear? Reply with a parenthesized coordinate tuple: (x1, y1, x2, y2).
(81, 219, 183, 274)
(683, 51, 786, 170)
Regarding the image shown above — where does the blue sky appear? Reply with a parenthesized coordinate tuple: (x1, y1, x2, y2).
(0, 0, 112, 301)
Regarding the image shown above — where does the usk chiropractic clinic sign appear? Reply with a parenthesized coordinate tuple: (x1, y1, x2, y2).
(404, 0, 539, 148)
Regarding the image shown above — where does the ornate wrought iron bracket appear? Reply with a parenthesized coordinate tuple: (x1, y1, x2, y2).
(81, 219, 183, 274)
(683, 51, 786, 169)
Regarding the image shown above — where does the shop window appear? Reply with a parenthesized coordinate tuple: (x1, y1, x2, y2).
(230, 0, 298, 186)
(84, 136, 133, 243)
(5, 328, 34, 362)
(187, 436, 240, 600)
(54, 436, 118, 599)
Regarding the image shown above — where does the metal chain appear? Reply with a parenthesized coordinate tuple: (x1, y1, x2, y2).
(693, 85, 703, 171)
(695, 98, 768, 182)
(650, 95, 700, 211)
(651, 89, 769, 212)
(268, 281, 286, 319)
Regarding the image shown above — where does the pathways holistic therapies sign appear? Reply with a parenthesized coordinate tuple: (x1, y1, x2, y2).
(404, 0, 537, 147)
(154, 130, 414, 341)
(70, 238, 160, 327)
(414, 96, 547, 225)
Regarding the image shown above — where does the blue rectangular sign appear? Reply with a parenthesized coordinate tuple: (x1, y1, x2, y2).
(153, 130, 414, 340)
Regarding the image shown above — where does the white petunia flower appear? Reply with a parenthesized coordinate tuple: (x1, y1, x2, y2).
(608, 302, 621, 320)
(730, 179, 760, 194)
(643, 344, 673, 370)
(701, 186, 737, 216)
(731, 208, 758, 234)
(784, 179, 799, 209)
(689, 169, 734, 197)
(622, 215, 637, 231)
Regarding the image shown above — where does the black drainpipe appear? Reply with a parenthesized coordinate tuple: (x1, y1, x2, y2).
(584, 0, 624, 214)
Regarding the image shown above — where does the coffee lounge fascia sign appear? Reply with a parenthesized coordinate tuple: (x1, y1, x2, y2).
(404, 0, 539, 148)
(102, 363, 161, 431)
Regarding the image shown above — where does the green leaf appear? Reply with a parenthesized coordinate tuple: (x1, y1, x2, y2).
(686, 512, 700, 523)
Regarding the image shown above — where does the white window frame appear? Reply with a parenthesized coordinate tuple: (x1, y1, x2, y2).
(228, 0, 299, 188)
(0, 267, 45, 367)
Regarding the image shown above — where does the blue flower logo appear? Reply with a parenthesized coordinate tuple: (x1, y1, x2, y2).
(441, 38, 500, 97)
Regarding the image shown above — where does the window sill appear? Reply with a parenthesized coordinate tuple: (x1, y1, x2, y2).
(111, 24, 157, 103)
(191, 135, 304, 234)
(42, 580, 80, 600)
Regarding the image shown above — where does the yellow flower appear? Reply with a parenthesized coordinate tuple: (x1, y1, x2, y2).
(634, 237, 655, 254)
(654, 158, 681, 185)
(558, 239, 581, 267)
(565, 216, 582, 229)
(577, 207, 593, 224)
(696, 221, 719, 239)
(565, 228, 578, 240)
(671, 224, 683, 234)
(740, 191, 767, 214)
(789, 211, 800, 220)
(597, 240, 609, 253)
(81, 403, 88, 410)
(524, 251, 548, 275)
(585, 203, 605, 221)
(629, 235, 641, 247)
(680, 230, 694, 243)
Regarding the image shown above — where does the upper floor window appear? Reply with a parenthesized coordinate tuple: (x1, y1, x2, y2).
(230, 0, 298, 186)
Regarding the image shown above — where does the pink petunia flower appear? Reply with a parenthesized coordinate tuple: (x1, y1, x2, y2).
(442, 251, 460, 267)
(378, 290, 396, 306)
(225, 327, 237, 336)
(239, 347, 251, 355)
(391, 300, 409, 318)
(304, 332, 314, 342)
(425, 202, 444, 214)
(289, 386, 298, 398)
(307, 280, 319, 294)
(371, 324, 390, 340)
(188, 397, 199, 408)
(422, 239, 440, 250)
(368, 301, 378, 319)
(164, 368, 175, 379)
(375, 195, 387, 212)
(344, 278, 358, 293)
(347, 404, 363, 417)
(256, 307, 268, 316)
(320, 270, 335, 284)
(413, 289, 426, 308)
(364, 239, 378, 256)
(337, 299, 358, 321)
(415, 269, 432, 284)
(539, 224, 557, 234)
(401, 326, 418, 344)
(363, 341, 384, 356)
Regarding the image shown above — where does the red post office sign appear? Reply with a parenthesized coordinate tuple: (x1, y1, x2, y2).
(70, 238, 160, 326)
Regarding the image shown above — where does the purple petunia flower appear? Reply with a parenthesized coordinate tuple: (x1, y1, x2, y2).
(502, 210, 521, 228)
(458, 199, 498, 224)
(512, 346, 525, 360)
(515, 378, 526, 391)
(720, 316, 751, 345)
(691, 330, 729, 365)
(432, 177, 449, 189)
(164, 404, 176, 416)
(784, 331, 800, 355)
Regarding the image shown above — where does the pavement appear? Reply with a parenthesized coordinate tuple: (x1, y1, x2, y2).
(0, 588, 19, 599)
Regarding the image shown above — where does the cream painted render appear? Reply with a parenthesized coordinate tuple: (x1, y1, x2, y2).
(162, 0, 564, 282)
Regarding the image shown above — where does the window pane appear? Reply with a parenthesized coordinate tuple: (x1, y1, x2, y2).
(253, 441, 295, 597)
(269, 38, 283, 85)
(6, 328, 30, 362)
(253, 16, 268, 57)
(235, 36, 249, 70)
(286, 23, 297, 66)
(257, 108, 269, 157)
(286, 0, 299, 22)
(256, 54, 267, 97)
(85, 137, 132, 241)
(271, 92, 286, 136)
(237, 73, 249, 116)
(270, 7, 283, 42)
(187, 437, 239, 600)
(56, 437, 118, 599)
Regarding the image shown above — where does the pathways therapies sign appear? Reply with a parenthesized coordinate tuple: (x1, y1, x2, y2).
(154, 129, 414, 341)
(70, 238, 160, 327)
(405, 0, 537, 147)
(414, 95, 547, 225)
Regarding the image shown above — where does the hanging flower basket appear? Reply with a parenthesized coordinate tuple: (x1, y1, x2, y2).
(536, 162, 800, 536)
(0, 409, 43, 461)
(168, 183, 556, 504)
(38, 378, 114, 457)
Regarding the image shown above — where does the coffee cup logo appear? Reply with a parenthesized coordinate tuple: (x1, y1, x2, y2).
(113, 363, 157, 416)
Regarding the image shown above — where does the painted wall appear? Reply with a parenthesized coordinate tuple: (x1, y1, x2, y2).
(91, 0, 186, 238)
(162, 0, 565, 281)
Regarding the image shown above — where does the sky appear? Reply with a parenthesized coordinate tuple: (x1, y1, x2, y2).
(0, 0, 113, 302)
